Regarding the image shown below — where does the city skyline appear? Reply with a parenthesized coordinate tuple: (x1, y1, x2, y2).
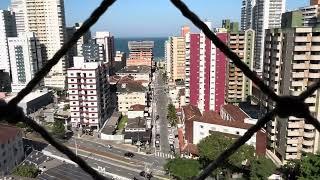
(0, 0, 309, 37)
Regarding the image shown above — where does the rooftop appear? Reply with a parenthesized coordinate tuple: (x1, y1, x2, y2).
(221, 104, 248, 122)
(129, 104, 145, 111)
(128, 41, 154, 50)
(126, 117, 146, 129)
(116, 65, 151, 74)
(116, 81, 147, 93)
(101, 112, 120, 135)
(238, 101, 261, 119)
(3, 89, 52, 103)
(182, 105, 202, 121)
(0, 124, 21, 144)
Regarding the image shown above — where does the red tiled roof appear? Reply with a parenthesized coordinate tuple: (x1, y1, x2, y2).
(221, 104, 248, 122)
(130, 104, 145, 111)
(181, 143, 199, 156)
(0, 124, 21, 144)
(182, 105, 202, 121)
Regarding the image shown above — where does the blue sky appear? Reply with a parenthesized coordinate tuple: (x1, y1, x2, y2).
(0, 0, 309, 37)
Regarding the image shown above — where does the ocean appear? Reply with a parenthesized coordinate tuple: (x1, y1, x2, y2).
(114, 37, 167, 61)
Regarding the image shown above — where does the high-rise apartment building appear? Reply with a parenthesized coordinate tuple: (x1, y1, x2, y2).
(127, 41, 154, 67)
(241, 0, 286, 73)
(181, 25, 190, 37)
(8, 32, 42, 92)
(67, 57, 110, 130)
(263, 27, 320, 164)
(95, 32, 114, 64)
(0, 10, 17, 75)
(226, 29, 255, 103)
(185, 22, 228, 113)
(166, 36, 186, 81)
(165, 40, 171, 80)
(299, 5, 320, 27)
(113, 51, 126, 72)
(222, 19, 239, 33)
(11, 0, 67, 89)
(82, 40, 105, 62)
(74, 23, 91, 56)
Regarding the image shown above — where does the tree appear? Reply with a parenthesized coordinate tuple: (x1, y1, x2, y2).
(164, 158, 200, 180)
(197, 132, 254, 178)
(63, 104, 70, 111)
(298, 153, 320, 180)
(281, 159, 301, 180)
(167, 103, 178, 126)
(12, 164, 39, 178)
(249, 156, 276, 180)
(52, 120, 65, 138)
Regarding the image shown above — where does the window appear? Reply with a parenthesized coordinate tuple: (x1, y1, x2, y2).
(200, 125, 204, 128)
(73, 113, 76, 115)
(236, 131, 240, 135)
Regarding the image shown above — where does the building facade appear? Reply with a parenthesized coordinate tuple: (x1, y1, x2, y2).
(165, 40, 171, 80)
(181, 25, 190, 37)
(82, 39, 105, 62)
(95, 31, 114, 64)
(0, 124, 24, 176)
(226, 29, 255, 103)
(185, 22, 228, 113)
(241, 0, 286, 72)
(127, 41, 154, 67)
(11, 0, 67, 89)
(166, 36, 186, 81)
(0, 10, 17, 75)
(8, 32, 42, 92)
(113, 51, 126, 73)
(263, 27, 320, 164)
(67, 57, 110, 130)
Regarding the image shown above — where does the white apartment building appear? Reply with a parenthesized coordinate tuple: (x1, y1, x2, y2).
(0, 124, 24, 176)
(8, 32, 42, 92)
(299, 5, 320, 27)
(241, 0, 286, 72)
(116, 66, 151, 82)
(11, 0, 67, 89)
(95, 31, 115, 64)
(68, 57, 110, 130)
(263, 27, 320, 164)
(0, 10, 17, 75)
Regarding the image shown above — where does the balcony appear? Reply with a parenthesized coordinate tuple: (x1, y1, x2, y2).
(288, 122, 304, 129)
(308, 73, 320, 78)
(304, 124, 314, 130)
(295, 46, 308, 51)
(286, 146, 298, 152)
(304, 131, 315, 138)
(311, 46, 320, 51)
(291, 81, 304, 86)
(294, 54, 307, 60)
(312, 36, 320, 42)
(293, 63, 307, 69)
(287, 130, 302, 136)
(287, 138, 299, 144)
(286, 154, 298, 159)
(303, 139, 314, 146)
(310, 55, 320, 60)
(302, 147, 313, 153)
(292, 72, 305, 78)
(295, 36, 308, 42)
(309, 64, 320, 69)
(305, 96, 316, 103)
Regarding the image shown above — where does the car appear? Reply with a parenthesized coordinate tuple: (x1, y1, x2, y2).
(169, 134, 174, 139)
(140, 171, 153, 179)
(170, 144, 174, 150)
(167, 124, 171, 128)
(156, 134, 160, 139)
(106, 144, 113, 149)
(124, 152, 135, 158)
(156, 115, 159, 120)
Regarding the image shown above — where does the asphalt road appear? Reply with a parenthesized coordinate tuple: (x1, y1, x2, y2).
(44, 144, 168, 180)
(66, 137, 166, 170)
(153, 71, 170, 154)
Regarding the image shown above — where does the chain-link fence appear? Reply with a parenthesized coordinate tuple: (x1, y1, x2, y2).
(1, 0, 320, 179)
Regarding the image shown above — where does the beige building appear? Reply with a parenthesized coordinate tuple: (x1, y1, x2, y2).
(263, 27, 320, 164)
(165, 36, 186, 81)
(11, 0, 67, 89)
(116, 81, 147, 115)
(0, 124, 24, 176)
(226, 29, 254, 103)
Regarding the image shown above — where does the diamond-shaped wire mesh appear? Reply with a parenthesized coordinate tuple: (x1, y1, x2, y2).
(1, 0, 320, 180)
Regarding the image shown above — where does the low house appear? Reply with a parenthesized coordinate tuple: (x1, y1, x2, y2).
(181, 104, 267, 155)
(124, 117, 151, 145)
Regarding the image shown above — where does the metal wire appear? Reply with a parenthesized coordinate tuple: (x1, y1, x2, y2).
(1, 0, 320, 179)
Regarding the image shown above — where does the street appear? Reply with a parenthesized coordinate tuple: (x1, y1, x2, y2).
(153, 71, 170, 154)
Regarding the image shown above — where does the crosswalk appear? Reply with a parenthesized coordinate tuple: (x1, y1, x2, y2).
(155, 151, 175, 159)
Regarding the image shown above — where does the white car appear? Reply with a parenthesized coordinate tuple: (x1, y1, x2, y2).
(167, 124, 171, 128)
(169, 134, 174, 139)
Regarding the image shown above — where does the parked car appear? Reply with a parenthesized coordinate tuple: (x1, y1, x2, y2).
(106, 144, 113, 149)
(156, 115, 160, 120)
(140, 171, 153, 179)
(167, 124, 171, 128)
(124, 152, 135, 158)
(156, 134, 160, 139)
(169, 134, 174, 139)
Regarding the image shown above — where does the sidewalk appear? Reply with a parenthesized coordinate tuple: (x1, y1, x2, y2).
(77, 135, 138, 152)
